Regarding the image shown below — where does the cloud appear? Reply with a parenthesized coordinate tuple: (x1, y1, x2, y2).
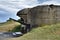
(0, 0, 60, 22)
(39, 0, 60, 5)
(0, 0, 39, 13)
(0, 0, 39, 22)
(0, 0, 39, 8)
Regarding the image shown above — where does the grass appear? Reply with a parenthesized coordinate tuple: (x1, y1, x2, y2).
(10, 25, 21, 32)
(0, 20, 20, 32)
(8, 23, 60, 40)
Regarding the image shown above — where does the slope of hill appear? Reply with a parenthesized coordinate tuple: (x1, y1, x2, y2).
(9, 23, 60, 40)
(0, 18, 20, 32)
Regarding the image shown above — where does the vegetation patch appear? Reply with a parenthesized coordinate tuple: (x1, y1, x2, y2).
(10, 25, 21, 32)
(9, 23, 60, 40)
(0, 19, 20, 32)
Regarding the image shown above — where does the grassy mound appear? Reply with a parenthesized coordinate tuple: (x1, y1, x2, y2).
(0, 20, 20, 32)
(9, 23, 60, 40)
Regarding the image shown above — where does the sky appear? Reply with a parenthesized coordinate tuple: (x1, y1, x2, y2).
(0, 0, 60, 22)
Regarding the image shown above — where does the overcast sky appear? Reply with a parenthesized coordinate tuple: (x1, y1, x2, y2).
(0, 0, 60, 22)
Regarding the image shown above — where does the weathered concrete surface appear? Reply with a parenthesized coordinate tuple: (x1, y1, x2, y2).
(0, 32, 22, 40)
(17, 5, 60, 27)
(17, 8, 31, 23)
(0, 32, 12, 40)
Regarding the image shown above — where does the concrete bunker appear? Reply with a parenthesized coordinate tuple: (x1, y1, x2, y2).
(17, 4, 60, 27)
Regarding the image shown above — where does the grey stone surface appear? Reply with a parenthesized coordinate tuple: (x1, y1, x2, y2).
(17, 5, 60, 27)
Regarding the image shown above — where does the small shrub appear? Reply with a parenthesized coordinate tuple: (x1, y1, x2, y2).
(10, 25, 21, 32)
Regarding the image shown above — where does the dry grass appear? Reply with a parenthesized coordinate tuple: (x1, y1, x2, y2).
(8, 23, 60, 40)
(0, 20, 20, 32)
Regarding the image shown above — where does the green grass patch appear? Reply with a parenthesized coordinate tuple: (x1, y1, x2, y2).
(10, 25, 21, 32)
(0, 20, 20, 32)
(10, 23, 60, 40)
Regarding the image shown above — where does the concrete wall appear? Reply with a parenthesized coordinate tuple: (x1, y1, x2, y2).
(17, 5, 60, 27)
